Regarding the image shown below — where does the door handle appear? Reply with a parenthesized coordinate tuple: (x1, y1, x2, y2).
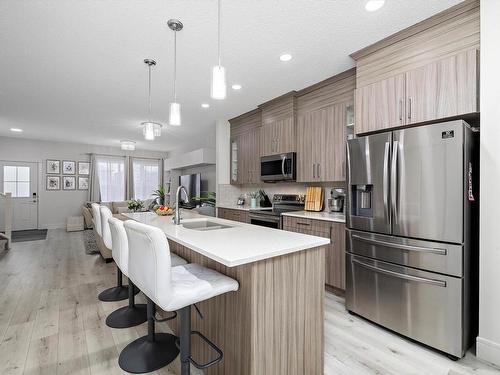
(391, 141, 399, 225)
(407, 98, 412, 121)
(351, 258, 447, 287)
(317, 163, 321, 179)
(399, 99, 403, 122)
(281, 156, 286, 177)
(352, 234, 447, 255)
(383, 142, 390, 221)
(312, 163, 316, 179)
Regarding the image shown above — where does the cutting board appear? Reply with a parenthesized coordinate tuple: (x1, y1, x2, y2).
(305, 187, 324, 212)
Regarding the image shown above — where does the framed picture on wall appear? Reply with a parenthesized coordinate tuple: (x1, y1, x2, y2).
(63, 176, 76, 190)
(46, 160, 60, 174)
(46, 176, 60, 190)
(78, 177, 89, 190)
(62, 161, 76, 175)
(78, 162, 90, 175)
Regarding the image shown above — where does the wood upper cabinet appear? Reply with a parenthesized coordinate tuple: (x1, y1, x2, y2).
(405, 49, 478, 125)
(355, 49, 479, 134)
(259, 93, 296, 156)
(229, 109, 261, 185)
(355, 74, 406, 134)
(283, 216, 346, 291)
(297, 101, 349, 182)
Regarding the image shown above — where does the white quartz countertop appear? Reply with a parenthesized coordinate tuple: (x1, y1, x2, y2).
(123, 210, 330, 267)
(216, 205, 272, 212)
(282, 211, 346, 223)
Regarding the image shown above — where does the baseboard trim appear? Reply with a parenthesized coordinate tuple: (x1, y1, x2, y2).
(477, 336, 500, 368)
(44, 223, 65, 230)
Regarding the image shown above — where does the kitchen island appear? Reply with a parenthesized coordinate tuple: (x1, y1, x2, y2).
(123, 211, 330, 375)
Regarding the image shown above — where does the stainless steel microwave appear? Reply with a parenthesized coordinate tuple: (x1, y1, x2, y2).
(260, 152, 296, 182)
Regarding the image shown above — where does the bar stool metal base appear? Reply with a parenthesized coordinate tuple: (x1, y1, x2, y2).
(106, 304, 147, 328)
(98, 267, 138, 302)
(118, 333, 179, 374)
(98, 286, 130, 302)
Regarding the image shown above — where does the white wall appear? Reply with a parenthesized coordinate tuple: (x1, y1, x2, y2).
(0, 136, 166, 229)
(477, 0, 500, 367)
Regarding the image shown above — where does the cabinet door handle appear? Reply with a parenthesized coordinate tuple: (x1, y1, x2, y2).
(407, 98, 412, 120)
(312, 163, 316, 178)
(297, 222, 311, 226)
(317, 163, 321, 178)
(399, 99, 403, 122)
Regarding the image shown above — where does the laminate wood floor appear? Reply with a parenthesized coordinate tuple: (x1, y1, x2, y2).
(0, 229, 498, 375)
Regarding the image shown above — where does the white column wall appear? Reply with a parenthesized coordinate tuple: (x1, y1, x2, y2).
(477, 0, 500, 367)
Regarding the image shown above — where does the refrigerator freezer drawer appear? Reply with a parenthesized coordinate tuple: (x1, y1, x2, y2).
(346, 253, 465, 358)
(346, 229, 463, 277)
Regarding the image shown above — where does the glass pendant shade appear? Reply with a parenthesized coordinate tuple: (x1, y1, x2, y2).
(142, 121, 162, 140)
(211, 65, 226, 100)
(169, 102, 181, 126)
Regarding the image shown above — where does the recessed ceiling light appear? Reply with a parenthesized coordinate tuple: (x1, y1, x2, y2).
(10, 128, 23, 132)
(365, 0, 385, 12)
(232, 84, 242, 90)
(201, 103, 210, 108)
(279, 53, 292, 62)
(120, 140, 136, 151)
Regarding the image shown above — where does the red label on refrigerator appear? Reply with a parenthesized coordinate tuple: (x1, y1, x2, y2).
(468, 162, 475, 202)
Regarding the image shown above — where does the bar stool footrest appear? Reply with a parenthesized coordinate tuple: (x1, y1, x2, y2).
(176, 330, 223, 370)
(153, 311, 177, 323)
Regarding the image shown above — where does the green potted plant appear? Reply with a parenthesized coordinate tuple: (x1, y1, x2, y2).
(127, 199, 144, 212)
(249, 191, 259, 209)
(152, 185, 168, 206)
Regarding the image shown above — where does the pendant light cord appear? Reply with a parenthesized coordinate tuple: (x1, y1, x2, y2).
(148, 63, 152, 122)
(217, 0, 221, 67)
(173, 30, 177, 102)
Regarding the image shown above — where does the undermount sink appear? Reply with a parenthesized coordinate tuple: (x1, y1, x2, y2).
(182, 219, 233, 231)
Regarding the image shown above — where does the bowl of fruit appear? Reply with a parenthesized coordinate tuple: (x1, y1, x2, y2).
(155, 205, 174, 216)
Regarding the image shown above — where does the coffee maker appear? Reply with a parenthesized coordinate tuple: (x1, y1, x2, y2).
(327, 188, 345, 213)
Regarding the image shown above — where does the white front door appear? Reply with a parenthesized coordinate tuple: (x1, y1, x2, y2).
(0, 161, 39, 231)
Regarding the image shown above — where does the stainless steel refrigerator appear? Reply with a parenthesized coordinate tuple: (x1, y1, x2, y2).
(346, 120, 479, 359)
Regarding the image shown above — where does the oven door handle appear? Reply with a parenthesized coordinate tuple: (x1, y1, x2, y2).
(249, 214, 281, 223)
(352, 258, 447, 287)
(352, 234, 447, 255)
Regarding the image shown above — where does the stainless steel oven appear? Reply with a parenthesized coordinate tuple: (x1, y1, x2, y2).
(249, 212, 282, 229)
(249, 194, 305, 230)
(260, 152, 296, 182)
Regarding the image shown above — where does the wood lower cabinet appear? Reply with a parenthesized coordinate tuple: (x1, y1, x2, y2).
(355, 49, 479, 135)
(217, 208, 249, 223)
(283, 216, 345, 291)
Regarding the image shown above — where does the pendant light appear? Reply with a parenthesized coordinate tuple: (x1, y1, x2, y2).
(211, 0, 226, 100)
(168, 19, 183, 126)
(141, 59, 163, 140)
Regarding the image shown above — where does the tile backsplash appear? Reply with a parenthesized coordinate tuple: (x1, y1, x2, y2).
(217, 182, 346, 210)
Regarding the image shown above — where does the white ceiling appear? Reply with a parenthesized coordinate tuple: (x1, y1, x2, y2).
(0, 0, 462, 152)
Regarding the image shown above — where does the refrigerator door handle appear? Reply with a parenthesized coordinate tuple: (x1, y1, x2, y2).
(352, 234, 447, 255)
(383, 142, 390, 221)
(391, 140, 399, 224)
(352, 258, 447, 287)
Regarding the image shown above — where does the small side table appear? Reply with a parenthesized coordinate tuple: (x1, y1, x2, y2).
(67, 216, 85, 232)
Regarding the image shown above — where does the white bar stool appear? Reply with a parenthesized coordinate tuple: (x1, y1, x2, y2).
(97, 206, 136, 302)
(121, 220, 239, 374)
(105, 218, 148, 328)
